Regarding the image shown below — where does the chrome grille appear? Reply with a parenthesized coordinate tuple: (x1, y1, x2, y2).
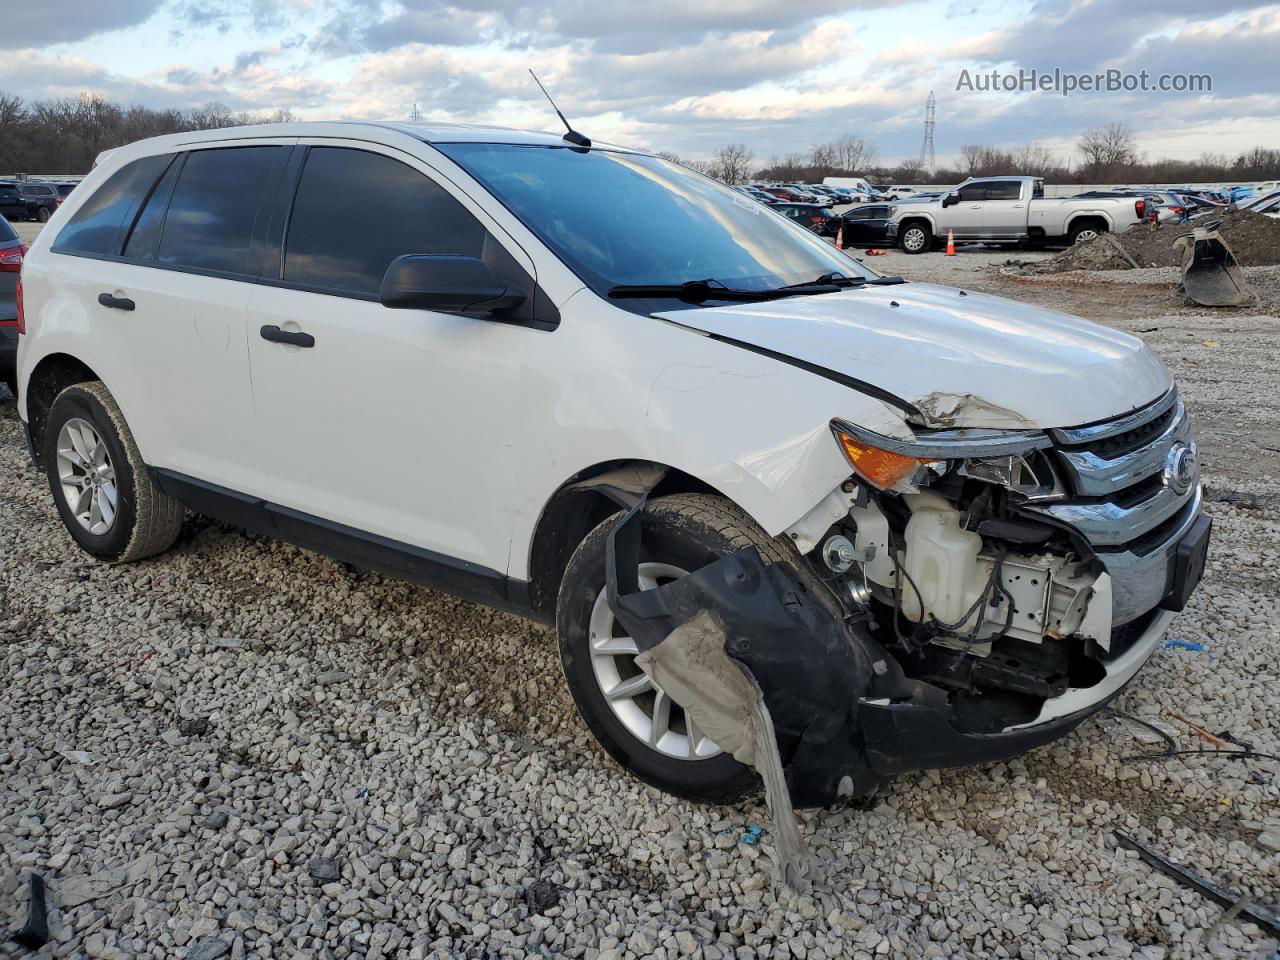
(1023, 389, 1201, 625)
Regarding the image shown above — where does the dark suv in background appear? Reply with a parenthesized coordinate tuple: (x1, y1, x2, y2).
(0, 215, 24, 395)
(0, 181, 60, 222)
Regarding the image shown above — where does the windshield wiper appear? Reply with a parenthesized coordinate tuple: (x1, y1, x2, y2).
(779, 273, 908, 289)
(608, 278, 845, 303)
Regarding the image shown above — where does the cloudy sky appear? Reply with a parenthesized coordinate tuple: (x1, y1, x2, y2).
(3, 0, 1278, 166)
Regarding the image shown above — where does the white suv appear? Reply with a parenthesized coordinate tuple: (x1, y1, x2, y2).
(15, 122, 1210, 807)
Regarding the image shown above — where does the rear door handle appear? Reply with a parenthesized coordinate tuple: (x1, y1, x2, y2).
(98, 293, 135, 311)
(259, 324, 315, 348)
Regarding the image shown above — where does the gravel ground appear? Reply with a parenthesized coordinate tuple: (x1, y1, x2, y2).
(2, 226, 1278, 960)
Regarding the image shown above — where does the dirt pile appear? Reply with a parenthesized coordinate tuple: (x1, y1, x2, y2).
(1029, 207, 1280, 273)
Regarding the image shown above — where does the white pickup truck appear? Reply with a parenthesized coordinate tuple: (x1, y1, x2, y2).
(889, 175, 1148, 253)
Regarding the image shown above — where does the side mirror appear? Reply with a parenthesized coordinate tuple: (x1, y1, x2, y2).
(379, 255, 527, 316)
(941, 192, 960, 208)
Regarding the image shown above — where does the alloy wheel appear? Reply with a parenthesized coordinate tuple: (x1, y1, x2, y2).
(588, 562, 723, 760)
(56, 418, 118, 535)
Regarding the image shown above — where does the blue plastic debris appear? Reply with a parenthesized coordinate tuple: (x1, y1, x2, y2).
(717, 824, 765, 845)
(1164, 639, 1206, 653)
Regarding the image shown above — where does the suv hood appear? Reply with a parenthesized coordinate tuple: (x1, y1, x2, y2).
(654, 282, 1171, 429)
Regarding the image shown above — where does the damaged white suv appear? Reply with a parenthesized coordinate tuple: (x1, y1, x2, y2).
(15, 122, 1210, 807)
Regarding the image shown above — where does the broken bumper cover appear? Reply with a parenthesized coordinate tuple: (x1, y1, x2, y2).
(860, 607, 1176, 776)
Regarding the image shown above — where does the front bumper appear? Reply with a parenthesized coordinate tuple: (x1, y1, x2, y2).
(860, 607, 1176, 774)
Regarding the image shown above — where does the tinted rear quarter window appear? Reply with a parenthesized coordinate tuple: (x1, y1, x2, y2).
(283, 147, 486, 296)
(0, 217, 16, 242)
(986, 181, 1023, 201)
(159, 146, 282, 275)
(123, 156, 182, 261)
(54, 155, 171, 256)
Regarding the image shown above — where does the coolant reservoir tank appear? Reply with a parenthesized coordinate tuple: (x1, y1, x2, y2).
(900, 491, 984, 625)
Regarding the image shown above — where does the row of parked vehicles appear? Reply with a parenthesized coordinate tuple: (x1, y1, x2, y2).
(732, 174, 1280, 253)
(731, 181, 911, 247)
(0, 179, 78, 223)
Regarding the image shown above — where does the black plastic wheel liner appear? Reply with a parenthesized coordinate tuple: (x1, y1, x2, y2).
(596, 487, 883, 807)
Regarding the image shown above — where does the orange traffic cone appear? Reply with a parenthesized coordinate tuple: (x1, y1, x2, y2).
(945, 228, 956, 256)
(835, 226, 844, 250)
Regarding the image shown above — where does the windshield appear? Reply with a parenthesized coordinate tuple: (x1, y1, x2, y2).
(435, 143, 875, 311)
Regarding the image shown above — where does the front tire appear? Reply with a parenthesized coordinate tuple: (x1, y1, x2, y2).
(43, 381, 185, 563)
(557, 493, 808, 804)
(898, 221, 931, 253)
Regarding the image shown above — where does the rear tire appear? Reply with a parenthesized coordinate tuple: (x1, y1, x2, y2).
(37, 206, 51, 223)
(557, 493, 811, 804)
(1068, 221, 1106, 245)
(43, 381, 184, 563)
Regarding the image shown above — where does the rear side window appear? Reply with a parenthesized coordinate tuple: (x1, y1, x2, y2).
(159, 146, 281, 275)
(283, 147, 486, 297)
(53, 155, 171, 256)
(986, 181, 1022, 201)
(0, 217, 16, 242)
(123, 157, 183, 261)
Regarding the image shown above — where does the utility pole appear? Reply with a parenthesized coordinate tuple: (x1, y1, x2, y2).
(918, 91, 936, 176)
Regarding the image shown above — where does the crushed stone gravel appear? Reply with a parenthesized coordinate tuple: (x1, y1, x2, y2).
(1, 227, 1278, 960)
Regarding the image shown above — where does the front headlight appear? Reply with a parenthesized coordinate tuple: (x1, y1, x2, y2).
(957, 450, 1064, 500)
(831, 419, 1061, 497)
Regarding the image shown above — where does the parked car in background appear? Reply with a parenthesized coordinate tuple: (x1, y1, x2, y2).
(1242, 190, 1280, 218)
(0, 215, 23, 395)
(53, 182, 78, 206)
(16, 182, 59, 222)
(770, 201, 839, 236)
(0, 182, 25, 221)
(881, 186, 918, 201)
(733, 185, 778, 204)
(891, 176, 1149, 252)
(835, 203, 897, 246)
(761, 185, 808, 202)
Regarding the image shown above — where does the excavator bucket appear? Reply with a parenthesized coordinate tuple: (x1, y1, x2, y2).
(1176, 223, 1252, 306)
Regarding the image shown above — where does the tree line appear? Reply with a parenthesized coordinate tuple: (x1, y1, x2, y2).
(675, 125, 1280, 187)
(0, 91, 293, 175)
(4, 91, 1278, 188)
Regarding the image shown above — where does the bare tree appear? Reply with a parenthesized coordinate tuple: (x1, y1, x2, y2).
(829, 135, 877, 173)
(1078, 123, 1138, 179)
(711, 143, 753, 184)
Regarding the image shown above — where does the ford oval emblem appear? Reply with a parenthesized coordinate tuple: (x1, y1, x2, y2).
(1163, 442, 1197, 495)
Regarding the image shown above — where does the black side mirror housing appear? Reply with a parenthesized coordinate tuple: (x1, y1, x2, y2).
(379, 255, 527, 316)
(941, 192, 960, 208)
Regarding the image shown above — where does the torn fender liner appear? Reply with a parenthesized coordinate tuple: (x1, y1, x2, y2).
(603, 495, 883, 809)
(636, 611, 810, 891)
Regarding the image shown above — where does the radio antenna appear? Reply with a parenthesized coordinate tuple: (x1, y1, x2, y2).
(529, 70, 591, 148)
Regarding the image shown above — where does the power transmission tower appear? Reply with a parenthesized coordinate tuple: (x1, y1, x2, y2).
(917, 91, 936, 175)
(410, 102, 422, 122)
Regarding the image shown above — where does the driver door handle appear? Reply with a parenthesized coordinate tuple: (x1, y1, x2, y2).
(98, 293, 135, 311)
(259, 324, 315, 348)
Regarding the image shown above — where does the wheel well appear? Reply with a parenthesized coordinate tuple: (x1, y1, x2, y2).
(26, 354, 101, 467)
(525, 460, 718, 622)
(899, 217, 931, 235)
(1069, 215, 1108, 236)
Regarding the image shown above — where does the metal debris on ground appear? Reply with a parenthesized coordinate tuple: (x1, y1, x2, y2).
(8, 873, 50, 950)
(1111, 709, 1280, 764)
(1114, 830, 1280, 938)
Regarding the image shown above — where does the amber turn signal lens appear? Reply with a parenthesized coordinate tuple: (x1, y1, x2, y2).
(835, 432, 934, 490)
